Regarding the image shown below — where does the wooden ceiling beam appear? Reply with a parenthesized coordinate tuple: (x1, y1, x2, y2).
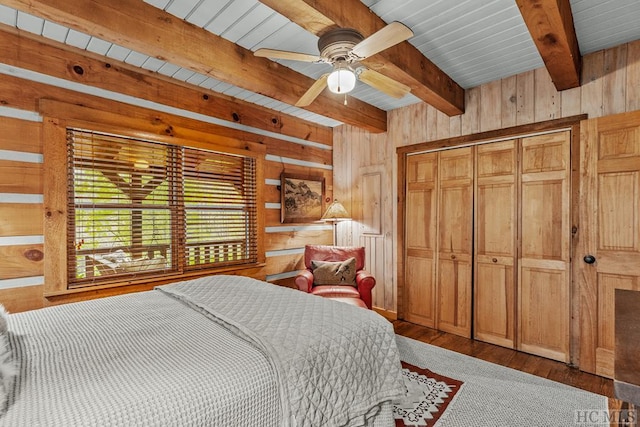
(3, 0, 387, 132)
(0, 25, 332, 145)
(260, 0, 466, 116)
(516, 0, 582, 90)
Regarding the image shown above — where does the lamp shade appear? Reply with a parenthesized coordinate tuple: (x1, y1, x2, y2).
(327, 68, 356, 94)
(321, 199, 351, 222)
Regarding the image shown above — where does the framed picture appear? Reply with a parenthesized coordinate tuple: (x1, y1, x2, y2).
(281, 173, 325, 223)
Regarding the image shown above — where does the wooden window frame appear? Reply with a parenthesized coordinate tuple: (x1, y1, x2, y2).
(42, 101, 265, 297)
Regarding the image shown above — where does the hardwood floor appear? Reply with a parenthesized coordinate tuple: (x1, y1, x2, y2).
(392, 320, 637, 427)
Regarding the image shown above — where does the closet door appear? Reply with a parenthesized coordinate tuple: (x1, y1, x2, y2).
(579, 111, 640, 378)
(474, 141, 517, 348)
(518, 131, 571, 362)
(437, 147, 473, 337)
(404, 152, 438, 327)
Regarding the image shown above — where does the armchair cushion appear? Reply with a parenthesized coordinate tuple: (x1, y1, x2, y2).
(310, 257, 357, 287)
(311, 285, 361, 299)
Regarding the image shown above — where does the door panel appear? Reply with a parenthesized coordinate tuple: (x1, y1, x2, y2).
(437, 147, 473, 337)
(598, 172, 638, 250)
(406, 190, 434, 250)
(405, 254, 436, 327)
(519, 131, 571, 362)
(595, 273, 640, 377)
(474, 140, 517, 348)
(439, 185, 472, 253)
(438, 258, 472, 335)
(519, 266, 569, 361)
(404, 153, 438, 327)
(521, 180, 565, 260)
(475, 262, 515, 347)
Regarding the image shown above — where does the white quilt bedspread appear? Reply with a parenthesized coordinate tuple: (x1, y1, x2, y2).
(2, 286, 281, 426)
(1, 275, 405, 427)
(157, 275, 406, 427)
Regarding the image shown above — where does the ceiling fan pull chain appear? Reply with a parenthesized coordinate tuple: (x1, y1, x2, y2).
(344, 94, 348, 106)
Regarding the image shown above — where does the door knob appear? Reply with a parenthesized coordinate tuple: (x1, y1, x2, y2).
(583, 255, 596, 264)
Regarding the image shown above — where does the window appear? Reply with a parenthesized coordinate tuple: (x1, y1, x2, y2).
(67, 128, 258, 287)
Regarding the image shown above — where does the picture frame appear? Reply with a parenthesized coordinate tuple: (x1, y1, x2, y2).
(280, 173, 325, 223)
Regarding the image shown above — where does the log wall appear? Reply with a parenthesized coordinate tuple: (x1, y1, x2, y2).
(0, 31, 335, 312)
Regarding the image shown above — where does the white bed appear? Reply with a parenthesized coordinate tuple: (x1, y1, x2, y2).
(0, 275, 406, 426)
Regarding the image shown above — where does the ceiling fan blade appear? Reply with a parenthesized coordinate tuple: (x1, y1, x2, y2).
(358, 69, 411, 99)
(296, 74, 329, 107)
(351, 21, 414, 59)
(254, 48, 322, 63)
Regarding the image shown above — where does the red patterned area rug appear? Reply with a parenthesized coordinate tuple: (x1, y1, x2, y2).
(393, 361, 464, 427)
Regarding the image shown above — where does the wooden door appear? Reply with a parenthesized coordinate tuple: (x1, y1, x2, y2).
(474, 140, 517, 348)
(404, 152, 438, 327)
(579, 111, 640, 378)
(518, 131, 571, 362)
(437, 147, 473, 337)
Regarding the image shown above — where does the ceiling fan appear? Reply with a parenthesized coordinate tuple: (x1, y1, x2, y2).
(254, 22, 414, 107)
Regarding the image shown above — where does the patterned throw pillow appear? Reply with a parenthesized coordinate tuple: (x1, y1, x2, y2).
(311, 257, 357, 287)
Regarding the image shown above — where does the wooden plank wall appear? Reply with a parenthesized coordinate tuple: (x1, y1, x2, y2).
(333, 39, 640, 315)
(0, 54, 334, 313)
(333, 125, 395, 317)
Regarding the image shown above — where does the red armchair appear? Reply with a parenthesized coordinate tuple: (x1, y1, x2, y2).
(295, 245, 376, 309)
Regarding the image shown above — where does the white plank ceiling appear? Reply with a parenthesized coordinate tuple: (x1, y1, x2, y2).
(1, 0, 640, 128)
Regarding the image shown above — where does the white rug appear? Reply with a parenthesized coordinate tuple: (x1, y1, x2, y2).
(396, 335, 609, 427)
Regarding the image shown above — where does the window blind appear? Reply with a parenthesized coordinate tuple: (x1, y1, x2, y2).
(182, 147, 258, 270)
(67, 128, 258, 287)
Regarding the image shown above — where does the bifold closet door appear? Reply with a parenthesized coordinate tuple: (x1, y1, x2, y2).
(518, 131, 571, 363)
(474, 141, 517, 348)
(437, 147, 473, 337)
(404, 152, 438, 327)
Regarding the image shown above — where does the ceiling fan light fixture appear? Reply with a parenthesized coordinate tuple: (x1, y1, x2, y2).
(259, 22, 414, 106)
(327, 65, 356, 94)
